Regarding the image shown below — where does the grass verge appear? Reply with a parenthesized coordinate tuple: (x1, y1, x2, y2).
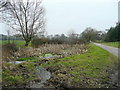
(41, 43, 119, 88)
(99, 41, 120, 48)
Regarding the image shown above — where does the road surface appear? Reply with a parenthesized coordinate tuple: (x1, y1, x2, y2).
(94, 43, 120, 59)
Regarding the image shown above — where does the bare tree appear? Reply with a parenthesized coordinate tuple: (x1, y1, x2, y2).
(0, 0, 10, 12)
(2, 0, 45, 46)
(0, 0, 7, 9)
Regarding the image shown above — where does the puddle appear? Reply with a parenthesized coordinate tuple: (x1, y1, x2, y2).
(9, 61, 25, 64)
(15, 61, 25, 64)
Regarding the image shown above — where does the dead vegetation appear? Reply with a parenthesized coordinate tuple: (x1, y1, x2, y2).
(14, 44, 88, 58)
(2, 43, 88, 88)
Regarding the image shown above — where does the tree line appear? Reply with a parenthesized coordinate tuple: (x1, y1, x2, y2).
(0, 34, 23, 40)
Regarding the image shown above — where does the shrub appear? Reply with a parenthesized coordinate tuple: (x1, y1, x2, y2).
(31, 38, 47, 48)
(2, 43, 18, 62)
(2, 43, 18, 53)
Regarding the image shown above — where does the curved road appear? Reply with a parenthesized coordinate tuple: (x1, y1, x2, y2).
(93, 43, 120, 59)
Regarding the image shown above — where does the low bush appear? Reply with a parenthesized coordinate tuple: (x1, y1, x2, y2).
(31, 38, 47, 48)
(2, 43, 18, 62)
(2, 43, 18, 53)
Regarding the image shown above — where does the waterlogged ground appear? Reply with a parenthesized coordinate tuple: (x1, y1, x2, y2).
(3, 54, 58, 88)
(2, 44, 120, 89)
(2, 44, 87, 88)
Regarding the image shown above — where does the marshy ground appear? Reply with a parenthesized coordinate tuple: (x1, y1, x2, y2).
(1, 43, 120, 89)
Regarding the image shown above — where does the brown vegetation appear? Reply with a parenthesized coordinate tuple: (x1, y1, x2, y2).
(14, 44, 88, 58)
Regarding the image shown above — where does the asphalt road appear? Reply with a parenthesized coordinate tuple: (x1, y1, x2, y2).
(94, 43, 120, 59)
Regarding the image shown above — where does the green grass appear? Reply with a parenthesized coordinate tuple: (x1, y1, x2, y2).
(95, 41, 120, 48)
(2, 43, 119, 88)
(2, 62, 38, 87)
(41, 43, 119, 87)
(0, 40, 25, 46)
(0, 40, 32, 47)
(100, 42, 120, 48)
(16, 57, 37, 62)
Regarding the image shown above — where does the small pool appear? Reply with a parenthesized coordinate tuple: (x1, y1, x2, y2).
(9, 61, 25, 64)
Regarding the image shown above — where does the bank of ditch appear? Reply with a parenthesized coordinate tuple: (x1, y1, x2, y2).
(2, 44, 87, 88)
(41, 43, 119, 88)
(2, 43, 119, 89)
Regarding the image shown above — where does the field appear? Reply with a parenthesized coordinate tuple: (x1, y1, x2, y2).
(0, 40, 26, 46)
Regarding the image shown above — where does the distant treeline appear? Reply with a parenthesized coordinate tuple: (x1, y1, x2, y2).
(0, 34, 23, 40)
(1, 23, 119, 47)
(31, 34, 83, 47)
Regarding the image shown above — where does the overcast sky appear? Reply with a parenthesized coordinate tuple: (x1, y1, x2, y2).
(0, 0, 119, 35)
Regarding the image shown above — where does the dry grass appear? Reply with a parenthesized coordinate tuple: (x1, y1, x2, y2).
(14, 44, 88, 58)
